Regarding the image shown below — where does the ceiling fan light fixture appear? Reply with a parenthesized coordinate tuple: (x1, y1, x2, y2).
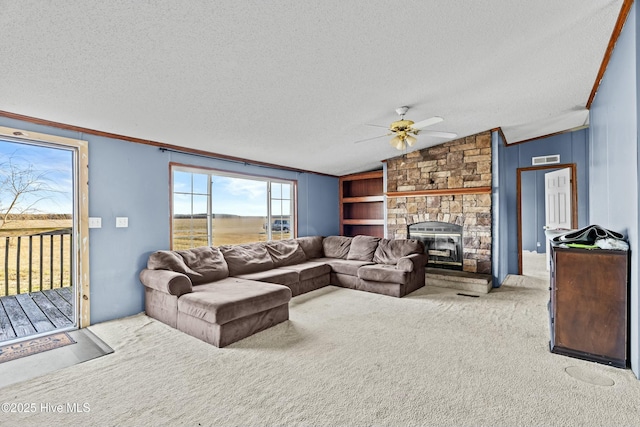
(358, 106, 453, 151)
(390, 135, 405, 150)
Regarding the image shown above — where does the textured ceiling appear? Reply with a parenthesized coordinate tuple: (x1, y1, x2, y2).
(0, 1, 624, 176)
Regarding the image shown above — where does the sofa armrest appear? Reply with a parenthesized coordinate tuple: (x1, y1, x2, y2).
(396, 253, 426, 272)
(139, 269, 193, 297)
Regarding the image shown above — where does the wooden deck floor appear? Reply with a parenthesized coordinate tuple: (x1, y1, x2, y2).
(0, 287, 74, 342)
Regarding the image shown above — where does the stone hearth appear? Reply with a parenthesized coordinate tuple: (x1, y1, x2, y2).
(386, 131, 492, 275)
(426, 268, 493, 294)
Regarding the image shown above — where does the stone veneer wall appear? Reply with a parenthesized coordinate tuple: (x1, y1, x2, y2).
(386, 131, 492, 274)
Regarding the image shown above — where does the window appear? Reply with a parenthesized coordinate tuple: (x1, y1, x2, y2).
(171, 164, 295, 249)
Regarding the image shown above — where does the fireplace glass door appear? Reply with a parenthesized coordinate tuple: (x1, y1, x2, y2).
(408, 222, 463, 271)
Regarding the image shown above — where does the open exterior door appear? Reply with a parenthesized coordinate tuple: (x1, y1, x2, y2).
(0, 126, 90, 345)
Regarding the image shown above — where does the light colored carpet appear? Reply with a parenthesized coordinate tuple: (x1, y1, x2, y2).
(522, 249, 550, 281)
(2, 278, 640, 426)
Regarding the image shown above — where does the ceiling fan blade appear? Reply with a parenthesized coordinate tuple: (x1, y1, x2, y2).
(365, 123, 390, 129)
(353, 134, 389, 144)
(417, 130, 458, 139)
(411, 116, 444, 130)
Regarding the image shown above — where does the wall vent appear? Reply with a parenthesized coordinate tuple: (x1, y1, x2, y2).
(532, 154, 560, 165)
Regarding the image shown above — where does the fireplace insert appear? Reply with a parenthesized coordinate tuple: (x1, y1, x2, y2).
(408, 221, 463, 271)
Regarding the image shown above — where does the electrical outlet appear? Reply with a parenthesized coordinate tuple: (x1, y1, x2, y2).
(88, 217, 102, 228)
(116, 217, 129, 228)
(536, 242, 541, 247)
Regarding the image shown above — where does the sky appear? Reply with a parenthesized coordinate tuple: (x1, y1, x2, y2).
(0, 139, 73, 215)
(173, 171, 291, 217)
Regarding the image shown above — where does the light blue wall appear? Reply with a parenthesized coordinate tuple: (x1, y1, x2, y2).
(588, 2, 638, 378)
(520, 171, 539, 252)
(0, 116, 340, 324)
(495, 128, 589, 283)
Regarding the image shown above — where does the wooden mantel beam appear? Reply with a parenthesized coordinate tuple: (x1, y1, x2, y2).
(386, 187, 492, 198)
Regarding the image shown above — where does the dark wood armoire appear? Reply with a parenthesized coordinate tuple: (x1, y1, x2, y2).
(549, 245, 629, 368)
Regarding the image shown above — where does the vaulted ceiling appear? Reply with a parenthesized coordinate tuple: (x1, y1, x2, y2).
(0, 1, 626, 176)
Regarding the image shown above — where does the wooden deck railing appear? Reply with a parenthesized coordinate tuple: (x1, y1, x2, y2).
(1, 228, 72, 297)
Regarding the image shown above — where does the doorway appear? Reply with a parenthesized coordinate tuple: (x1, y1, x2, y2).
(517, 163, 577, 277)
(0, 127, 89, 344)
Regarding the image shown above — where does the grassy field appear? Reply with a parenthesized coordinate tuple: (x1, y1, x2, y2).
(172, 216, 291, 249)
(0, 219, 73, 296)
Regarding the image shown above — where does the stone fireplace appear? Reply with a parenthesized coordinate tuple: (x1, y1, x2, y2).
(386, 131, 492, 275)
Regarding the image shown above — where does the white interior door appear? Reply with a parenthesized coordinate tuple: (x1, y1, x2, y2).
(544, 168, 572, 270)
(545, 168, 572, 230)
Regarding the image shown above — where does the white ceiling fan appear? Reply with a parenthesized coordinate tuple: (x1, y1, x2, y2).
(355, 106, 457, 150)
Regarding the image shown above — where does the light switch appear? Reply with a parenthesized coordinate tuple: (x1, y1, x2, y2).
(116, 217, 129, 228)
(88, 217, 102, 228)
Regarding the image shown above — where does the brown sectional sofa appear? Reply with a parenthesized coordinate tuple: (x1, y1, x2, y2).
(139, 235, 426, 347)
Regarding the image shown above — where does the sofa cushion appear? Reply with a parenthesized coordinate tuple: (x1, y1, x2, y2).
(278, 261, 331, 281)
(358, 264, 409, 284)
(373, 239, 424, 265)
(347, 235, 381, 261)
(296, 236, 324, 259)
(322, 236, 352, 259)
(314, 257, 374, 276)
(235, 268, 299, 286)
(266, 240, 307, 267)
(219, 243, 274, 276)
(147, 246, 229, 285)
(178, 277, 291, 325)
